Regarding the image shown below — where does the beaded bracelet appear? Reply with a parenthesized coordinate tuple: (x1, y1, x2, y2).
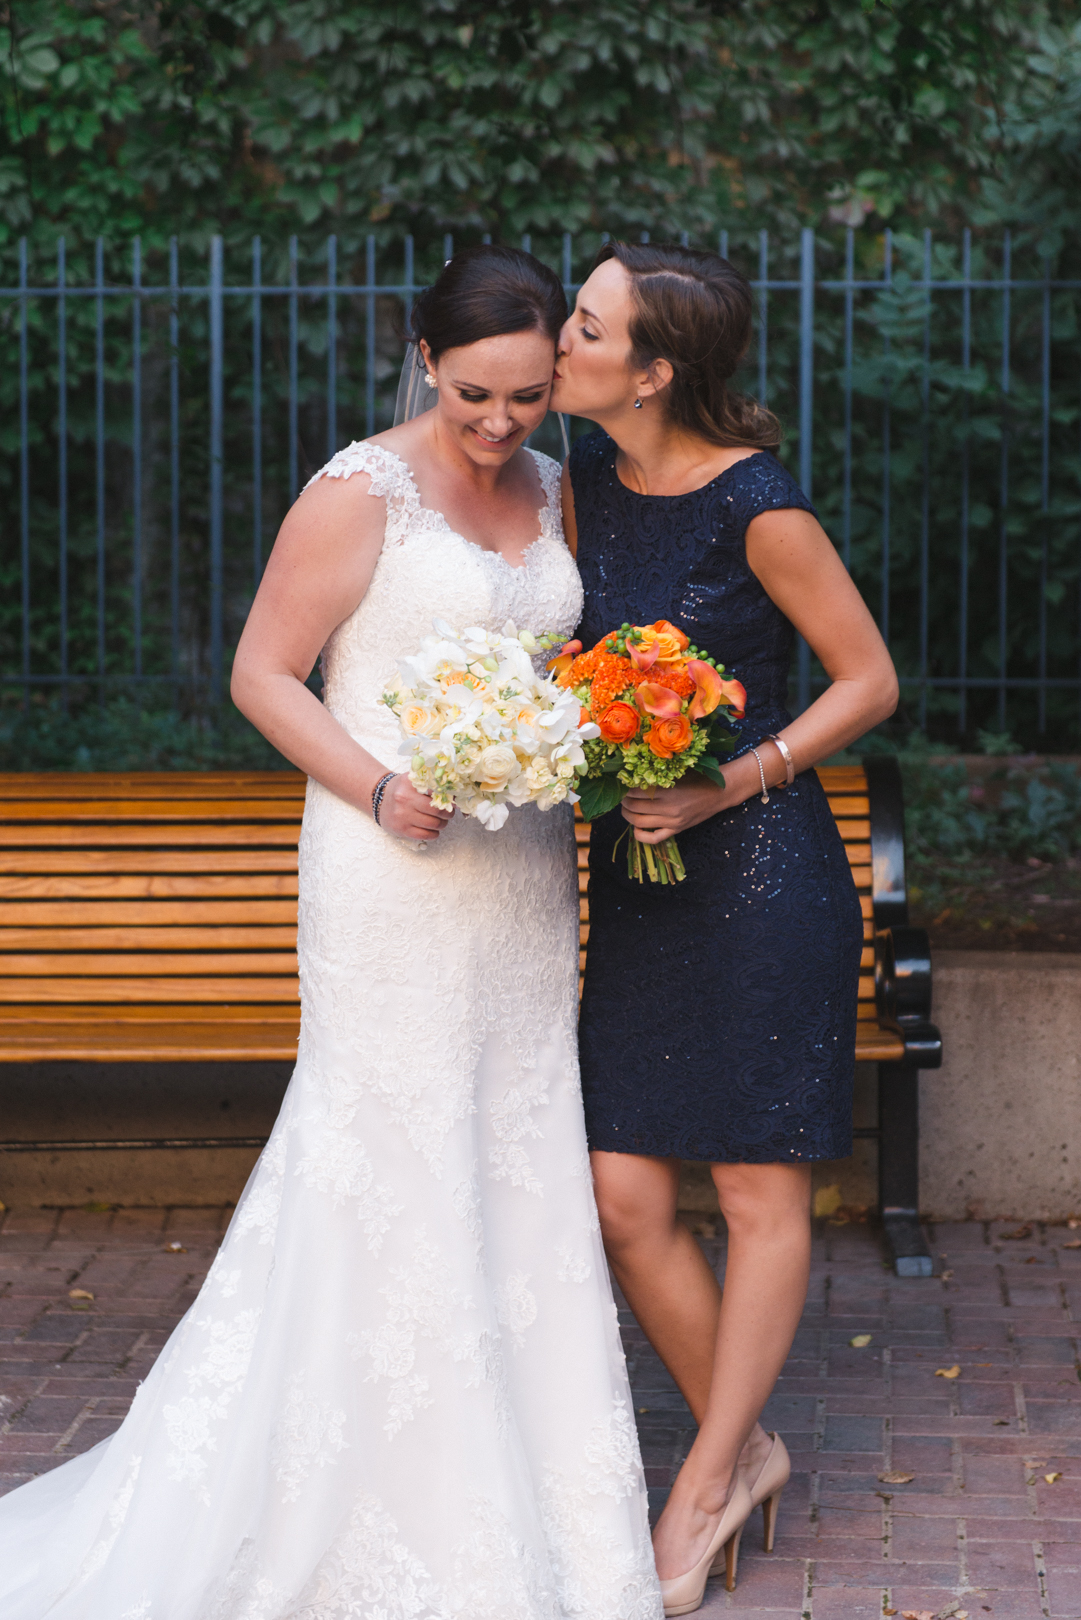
(371, 772, 398, 827)
(749, 747, 770, 805)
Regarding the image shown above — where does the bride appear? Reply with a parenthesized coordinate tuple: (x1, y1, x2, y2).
(0, 245, 662, 1620)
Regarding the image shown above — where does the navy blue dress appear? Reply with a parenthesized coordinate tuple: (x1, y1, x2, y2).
(572, 431, 863, 1163)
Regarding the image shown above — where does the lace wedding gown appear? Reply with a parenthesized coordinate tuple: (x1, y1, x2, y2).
(0, 444, 661, 1620)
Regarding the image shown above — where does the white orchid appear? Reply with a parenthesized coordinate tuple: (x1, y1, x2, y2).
(385, 620, 597, 831)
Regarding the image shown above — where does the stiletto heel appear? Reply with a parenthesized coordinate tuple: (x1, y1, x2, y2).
(761, 1486, 782, 1553)
(658, 1477, 753, 1616)
(709, 1430, 791, 1573)
(722, 1523, 744, 1591)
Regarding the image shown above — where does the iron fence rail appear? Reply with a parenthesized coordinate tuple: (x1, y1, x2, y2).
(3, 228, 1081, 738)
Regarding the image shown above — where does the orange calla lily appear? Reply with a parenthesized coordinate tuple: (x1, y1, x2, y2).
(635, 681, 683, 719)
(686, 660, 724, 719)
(628, 636, 659, 672)
(718, 677, 747, 719)
(546, 652, 576, 682)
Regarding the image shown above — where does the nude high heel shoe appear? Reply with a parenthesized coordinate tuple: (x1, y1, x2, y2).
(709, 1430, 790, 1573)
(658, 1476, 753, 1616)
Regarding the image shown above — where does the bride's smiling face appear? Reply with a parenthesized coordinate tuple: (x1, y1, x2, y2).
(421, 330, 555, 465)
(550, 258, 638, 419)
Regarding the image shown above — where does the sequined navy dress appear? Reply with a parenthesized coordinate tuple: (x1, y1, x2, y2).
(571, 430, 864, 1163)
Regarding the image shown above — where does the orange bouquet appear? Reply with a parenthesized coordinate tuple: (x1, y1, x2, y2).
(549, 620, 746, 883)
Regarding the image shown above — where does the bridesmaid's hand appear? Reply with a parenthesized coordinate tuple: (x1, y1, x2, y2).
(377, 776, 454, 842)
(621, 752, 774, 843)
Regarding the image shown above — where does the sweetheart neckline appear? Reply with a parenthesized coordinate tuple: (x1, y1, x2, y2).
(373, 442, 556, 573)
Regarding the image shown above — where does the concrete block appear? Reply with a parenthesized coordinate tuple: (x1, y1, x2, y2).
(921, 952, 1081, 1221)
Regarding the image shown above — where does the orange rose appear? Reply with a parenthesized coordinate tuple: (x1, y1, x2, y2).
(650, 619, 690, 652)
(598, 701, 641, 744)
(647, 713, 694, 758)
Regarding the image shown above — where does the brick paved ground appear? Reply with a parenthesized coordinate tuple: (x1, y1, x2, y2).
(1, 1207, 1079, 1619)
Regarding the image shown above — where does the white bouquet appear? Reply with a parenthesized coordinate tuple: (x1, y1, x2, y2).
(383, 620, 599, 831)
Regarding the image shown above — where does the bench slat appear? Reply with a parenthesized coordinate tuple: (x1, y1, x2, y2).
(0, 873, 298, 899)
(0, 850, 299, 874)
(0, 926, 299, 950)
(0, 901, 297, 925)
(0, 799, 306, 822)
(0, 824, 302, 848)
(0, 774, 306, 801)
(1, 954, 298, 976)
(0, 977, 299, 1003)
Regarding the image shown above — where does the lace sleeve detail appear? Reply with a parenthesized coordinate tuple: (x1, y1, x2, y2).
(527, 449, 566, 545)
(304, 441, 419, 547)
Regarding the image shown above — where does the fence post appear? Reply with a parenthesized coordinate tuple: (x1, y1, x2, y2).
(132, 237, 143, 682)
(209, 235, 224, 703)
(797, 227, 815, 713)
(19, 238, 29, 703)
(57, 238, 68, 703)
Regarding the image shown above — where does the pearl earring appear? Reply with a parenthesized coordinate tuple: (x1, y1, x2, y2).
(633, 397, 644, 409)
(424, 372, 437, 390)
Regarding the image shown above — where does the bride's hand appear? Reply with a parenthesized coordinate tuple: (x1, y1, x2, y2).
(376, 776, 454, 841)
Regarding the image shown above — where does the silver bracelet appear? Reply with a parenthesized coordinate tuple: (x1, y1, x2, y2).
(749, 747, 769, 805)
(371, 772, 398, 827)
(766, 733, 796, 787)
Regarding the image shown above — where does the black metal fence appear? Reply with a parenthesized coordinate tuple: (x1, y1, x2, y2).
(2, 229, 1080, 743)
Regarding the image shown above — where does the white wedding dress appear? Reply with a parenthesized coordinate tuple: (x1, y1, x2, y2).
(0, 443, 662, 1620)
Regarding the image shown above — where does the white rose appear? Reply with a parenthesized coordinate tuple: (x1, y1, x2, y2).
(475, 743, 518, 791)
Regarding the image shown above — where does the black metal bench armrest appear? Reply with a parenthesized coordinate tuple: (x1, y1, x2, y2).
(874, 924, 943, 1069)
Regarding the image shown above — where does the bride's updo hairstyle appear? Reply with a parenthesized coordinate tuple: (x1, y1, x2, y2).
(410, 244, 567, 360)
(595, 240, 780, 450)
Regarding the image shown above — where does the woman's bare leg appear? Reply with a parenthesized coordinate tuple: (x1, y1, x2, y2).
(649, 1161, 812, 1580)
(589, 1151, 719, 1419)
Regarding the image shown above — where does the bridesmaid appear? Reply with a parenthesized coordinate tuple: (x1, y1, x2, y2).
(551, 242, 897, 1615)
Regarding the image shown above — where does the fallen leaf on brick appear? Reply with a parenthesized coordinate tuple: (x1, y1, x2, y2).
(940, 1268, 953, 1280)
(814, 1183, 843, 1218)
(1068, 1217, 1080, 1229)
(850, 1334, 873, 1347)
(935, 1364, 962, 1378)
(878, 1470, 915, 1484)
(637, 1407, 650, 1414)
(883, 1610, 897, 1618)
(164, 1242, 188, 1253)
(993, 1418, 1010, 1425)
(901, 1609, 934, 1620)
(1001, 1224, 1033, 1240)
(1044, 1471, 1062, 1483)
(68, 1289, 94, 1300)
(1062, 1239, 1081, 1250)
(1024, 1255, 1039, 1263)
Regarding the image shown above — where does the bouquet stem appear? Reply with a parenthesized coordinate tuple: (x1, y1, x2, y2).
(614, 829, 687, 884)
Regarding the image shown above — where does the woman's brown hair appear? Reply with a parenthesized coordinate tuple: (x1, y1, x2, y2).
(593, 240, 780, 450)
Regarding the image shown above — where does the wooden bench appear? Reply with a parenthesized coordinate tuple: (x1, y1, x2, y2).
(0, 760, 939, 1273)
(0, 772, 305, 1164)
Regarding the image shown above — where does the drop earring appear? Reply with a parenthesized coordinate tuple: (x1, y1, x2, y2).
(633, 397, 643, 409)
(424, 372, 438, 390)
